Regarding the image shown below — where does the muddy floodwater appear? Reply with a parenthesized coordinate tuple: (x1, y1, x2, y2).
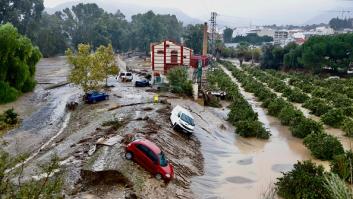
(0, 57, 330, 199)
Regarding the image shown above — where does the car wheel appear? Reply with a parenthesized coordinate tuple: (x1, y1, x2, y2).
(125, 152, 133, 160)
(155, 173, 163, 180)
(105, 96, 109, 100)
(92, 99, 96, 104)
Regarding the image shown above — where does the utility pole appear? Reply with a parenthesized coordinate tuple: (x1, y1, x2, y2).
(210, 12, 218, 57)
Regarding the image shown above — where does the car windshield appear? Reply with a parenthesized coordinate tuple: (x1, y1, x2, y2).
(126, 73, 132, 76)
(159, 152, 168, 167)
(180, 113, 195, 126)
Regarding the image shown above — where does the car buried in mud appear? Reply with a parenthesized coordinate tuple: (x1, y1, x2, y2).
(125, 139, 174, 182)
(170, 105, 195, 134)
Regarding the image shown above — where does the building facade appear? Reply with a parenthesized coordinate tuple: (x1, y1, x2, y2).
(151, 40, 193, 75)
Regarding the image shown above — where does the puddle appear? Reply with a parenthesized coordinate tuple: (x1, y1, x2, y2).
(226, 176, 255, 184)
(237, 158, 253, 165)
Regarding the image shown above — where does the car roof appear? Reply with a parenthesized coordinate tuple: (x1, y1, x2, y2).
(173, 105, 193, 119)
(133, 139, 161, 154)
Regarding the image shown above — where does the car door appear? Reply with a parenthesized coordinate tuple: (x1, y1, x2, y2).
(135, 144, 152, 170)
(144, 148, 158, 173)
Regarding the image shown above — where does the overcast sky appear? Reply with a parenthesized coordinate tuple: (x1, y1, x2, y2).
(44, 0, 352, 25)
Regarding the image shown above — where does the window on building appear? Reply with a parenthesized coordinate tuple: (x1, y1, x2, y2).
(157, 50, 164, 54)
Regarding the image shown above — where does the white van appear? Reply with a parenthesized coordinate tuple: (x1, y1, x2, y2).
(118, 72, 133, 82)
(170, 105, 195, 134)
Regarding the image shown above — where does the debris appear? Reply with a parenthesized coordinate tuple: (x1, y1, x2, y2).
(96, 135, 123, 146)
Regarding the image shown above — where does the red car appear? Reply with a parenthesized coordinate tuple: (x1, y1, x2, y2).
(125, 139, 174, 182)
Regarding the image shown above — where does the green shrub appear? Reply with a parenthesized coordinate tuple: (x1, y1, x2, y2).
(267, 98, 288, 117)
(342, 106, 353, 117)
(3, 108, 18, 125)
(236, 120, 270, 139)
(303, 97, 332, 116)
(21, 78, 37, 93)
(304, 133, 344, 160)
(330, 151, 353, 184)
(342, 118, 353, 137)
(278, 106, 304, 126)
(284, 88, 309, 103)
(0, 81, 20, 104)
(321, 109, 346, 128)
(324, 173, 353, 199)
(167, 67, 193, 96)
(290, 118, 323, 138)
(276, 160, 332, 199)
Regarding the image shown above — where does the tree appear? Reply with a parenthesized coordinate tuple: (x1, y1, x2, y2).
(0, 0, 44, 36)
(0, 23, 41, 103)
(329, 18, 353, 30)
(236, 42, 250, 66)
(94, 44, 119, 87)
(183, 24, 204, 54)
(0, 150, 63, 198)
(223, 28, 233, 43)
(276, 161, 332, 199)
(167, 67, 192, 96)
(232, 33, 273, 45)
(66, 44, 105, 92)
(31, 12, 69, 57)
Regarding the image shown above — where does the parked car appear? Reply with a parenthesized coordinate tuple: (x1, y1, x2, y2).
(118, 72, 133, 82)
(208, 90, 227, 100)
(135, 79, 151, 87)
(170, 105, 195, 134)
(125, 139, 174, 182)
(84, 91, 109, 103)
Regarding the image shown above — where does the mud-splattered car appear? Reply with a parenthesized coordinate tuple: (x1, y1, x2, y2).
(125, 139, 174, 182)
(170, 105, 195, 134)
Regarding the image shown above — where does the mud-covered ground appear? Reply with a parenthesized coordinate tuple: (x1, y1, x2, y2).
(0, 56, 203, 199)
(1, 56, 332, 199)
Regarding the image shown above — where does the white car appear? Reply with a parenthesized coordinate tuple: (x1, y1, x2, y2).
(170, 105, 195, 134)
(118, 72, 133, 82)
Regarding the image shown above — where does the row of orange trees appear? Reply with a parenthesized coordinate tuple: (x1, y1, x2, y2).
(207, 67, 270, 139)
(251, 68, 353, 137)
(219, 60, 344, 161)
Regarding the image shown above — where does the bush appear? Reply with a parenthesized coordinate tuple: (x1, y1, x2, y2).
(167, 67, 193, 96)
(290, 117, 323, 138)
(278, 106, 304, 126)
(21, 78, 37, 93)
(321, 109, 346, 128)
(3, 108, 18, 125)
(284, 88, 309, 103)
(304, 133, 344, 160)
(236, 120, 270, 139)
(303, 97, 332, 116)
(276, 160, 332, 199)
(324, 173, 353, 199)
(330, 151, 353, 184)
(0, 81, 20, 104)
(267, 98, 288, 117)
(342, 118, 353, 137)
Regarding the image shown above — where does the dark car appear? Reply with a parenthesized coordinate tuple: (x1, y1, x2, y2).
(135, 79, 151, 87)
(84, 91, 109, 103)
(125, 139, 174, 182)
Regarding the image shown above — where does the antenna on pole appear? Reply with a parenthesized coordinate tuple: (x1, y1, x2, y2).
(210, 12, 218, 57)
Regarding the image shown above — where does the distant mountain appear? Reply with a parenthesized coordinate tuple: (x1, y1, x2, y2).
(45, 0, 203, 25)
(304, 7, 353, 25)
